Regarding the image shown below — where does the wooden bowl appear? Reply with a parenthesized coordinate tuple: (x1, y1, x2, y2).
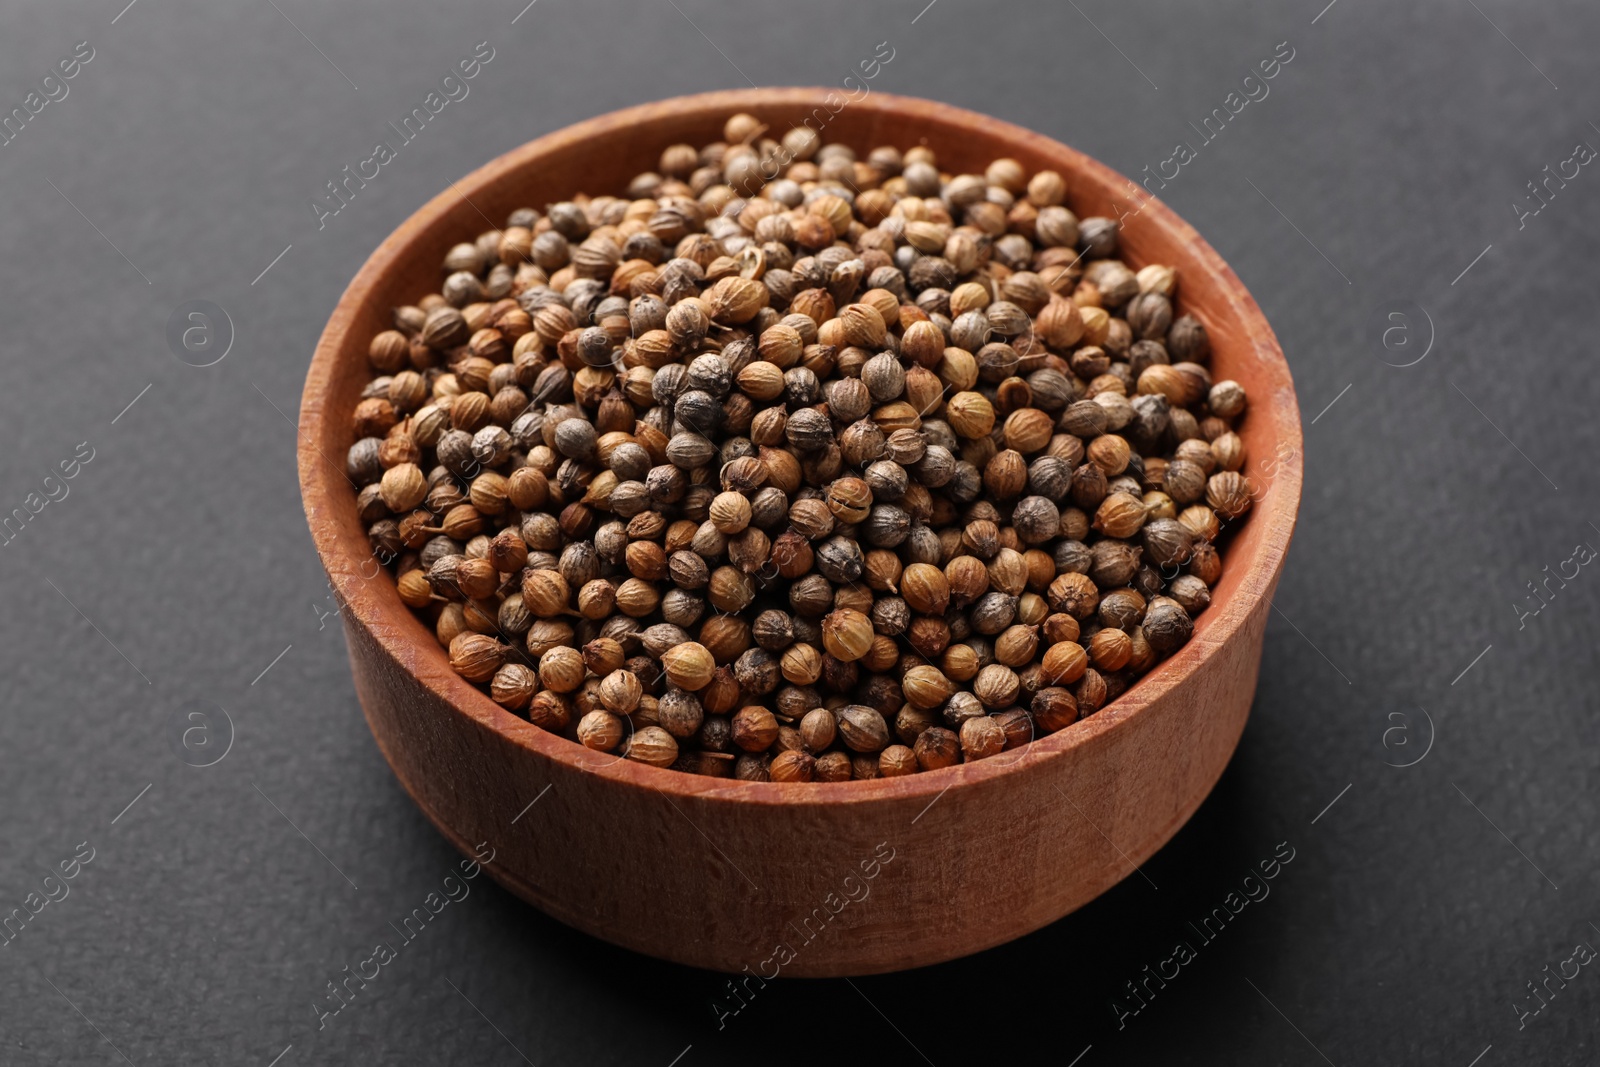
(300, 88, 1302, 977)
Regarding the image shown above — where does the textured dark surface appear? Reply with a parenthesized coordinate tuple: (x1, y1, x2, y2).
(1, 1, 1595, 1064)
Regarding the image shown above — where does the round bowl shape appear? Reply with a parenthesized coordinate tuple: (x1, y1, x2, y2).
(300, 88, 1302, 977)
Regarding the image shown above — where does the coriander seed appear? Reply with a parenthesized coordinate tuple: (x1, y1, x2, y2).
(346, 113, 1258, 784)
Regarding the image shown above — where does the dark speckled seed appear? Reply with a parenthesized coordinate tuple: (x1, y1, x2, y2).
(347, 438, 383, 484)
(815, 536, 863, 583)
(652, 364, 688, 407)
(784, 367, 822, 408)
(435, 429, 477, 477)
(354, 138, 1236, 780)
(752, 609, 795, 650)
(785, 407, 834, 452)
(1078, 217, 1119, 258)
(863, 505, 910, 548)
(610, 442, 651, 481)
(1053, 539, 1093, 574)
(948, 461, 982, 503)
(688, 354, 732, 396)
(674, 389, 723, 435)
(824, 378, 871, 423)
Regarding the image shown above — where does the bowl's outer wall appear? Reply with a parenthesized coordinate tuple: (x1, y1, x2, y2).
(301, 89, 1302, 976)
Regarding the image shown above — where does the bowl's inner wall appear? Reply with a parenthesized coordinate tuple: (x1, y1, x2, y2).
(313, 92, 1297, 749)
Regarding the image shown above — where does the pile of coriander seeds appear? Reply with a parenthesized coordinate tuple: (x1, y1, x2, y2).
(348, 112, 1253, 783)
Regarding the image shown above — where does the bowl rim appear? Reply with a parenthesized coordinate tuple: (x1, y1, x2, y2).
(300, 86, 1303, 809)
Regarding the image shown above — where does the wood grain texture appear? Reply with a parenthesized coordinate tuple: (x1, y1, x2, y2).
(299, 88, 1303, 976)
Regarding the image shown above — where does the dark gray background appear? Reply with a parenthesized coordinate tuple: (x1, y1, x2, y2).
(1, 0, 1595, 1063)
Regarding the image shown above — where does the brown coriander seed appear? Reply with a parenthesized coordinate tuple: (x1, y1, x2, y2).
(448, 633, 506, 684)
(1162, 457, 1208, 506)
(583, 638, 625, 676)
(1210, 431, 1245, 472)
(994, 624, 1040, 667)
(769, 749, 816, 783)
(984, 450, 1029, 500)
(539, 646, 586, 693)
(577, 710, 625, 752)
(912, 726, 960, 771)
(940, 643, 980, 681)
(825, 477, 873, 523)
(879, 744, 918, 777)
(521, 570, 571, 618)
(962, 519, 1001, 559)
(1188, 541, 1224, 585)
(960, 716, 1006, 761)
(1125, 626, 1158, 675)
(488, 528, 528, 573)
(1012, 496, 1060, 546)
(1167, 574, 1212, 614)
(799, 707, 837, 752)
(1032, 687, 1079, 732)
(902, 664, 957, 709)
(1086, 434, 1131, 476)
(973, 663, 1020, 708)
(625, 726, 678, 768)
(1092, 492, 1147, 539)
(945, 555, 991, 608)
(353, 122, 1253, 781)
(528, 691, 572, 733)
(901, 563, 950, 615)
(709, 490, 752, 534)
(579, 579, 619, 619)
(598, 669, 643, 714)
(657, 689, 705, 738)
(1040, 640, 1089, 684)
(733, 754, 770, 783)
(1137, 363, 1190, 406)
(707, 566, 756, 613)
(1206, 471, 1253, 519)
(1003, 408, 1054, 454)
(837, 705, 891, 753)
(780, 643, 823, 685)
(1088, 628, 1133, 671)
(661, 642, 716, 691)
(454, 558, 499, 601)
(1208, 379, 1247, 418)
(396, 569, 433, 609)
(489, 663, 537, 710)
(378, 463, 428, 512)
(730, 705, 779, 752)
(946, 391, 996, 438)
(821, 609, 875, 662)
(1143, 517, 1194, 568)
